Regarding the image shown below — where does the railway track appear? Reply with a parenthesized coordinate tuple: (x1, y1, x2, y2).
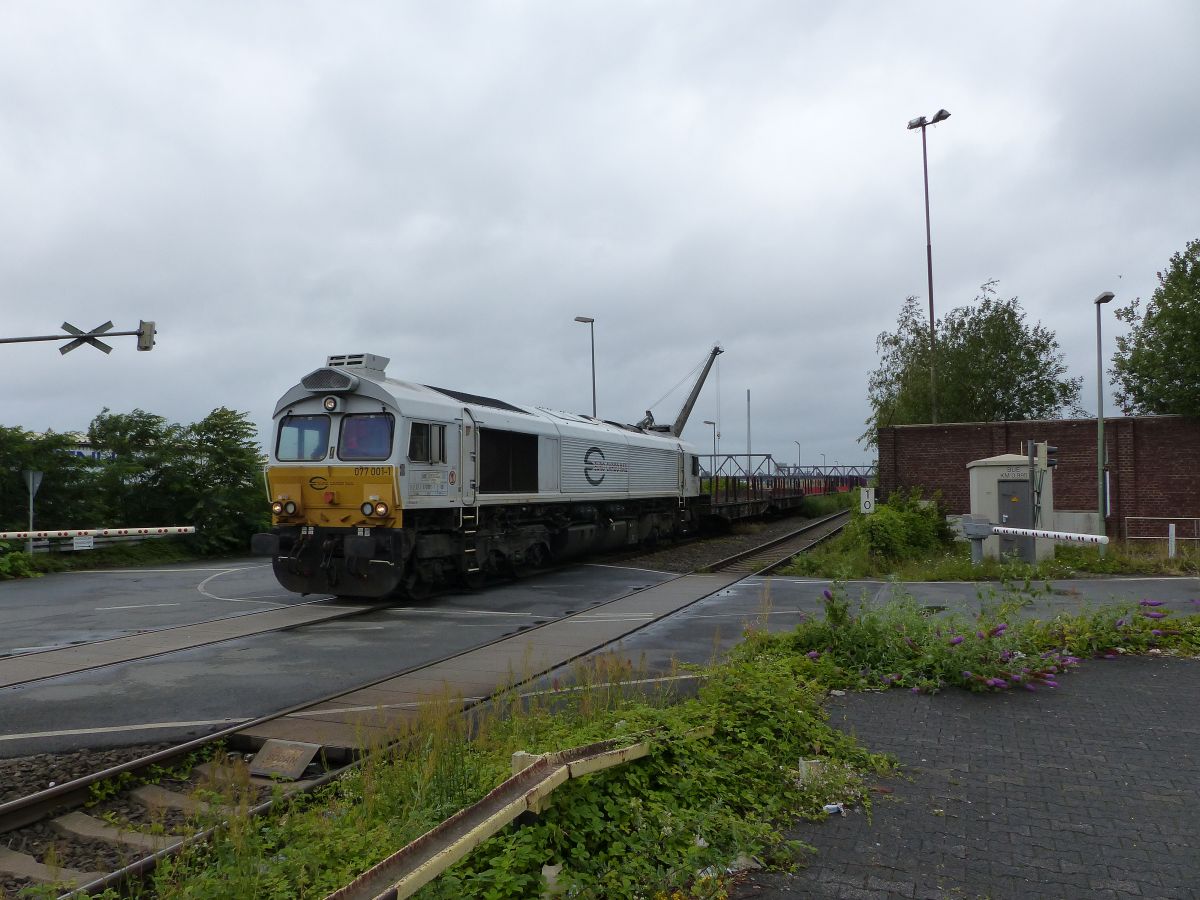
(706, 509, 849, 576)
(0, 511, 849, 897)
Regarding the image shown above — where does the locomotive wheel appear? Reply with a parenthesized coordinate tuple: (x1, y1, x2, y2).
(513, 543, 548, 578)
(402, 572, 433, 602)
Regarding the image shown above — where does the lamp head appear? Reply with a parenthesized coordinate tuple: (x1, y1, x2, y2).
(931, 108, 951, 123)
(703, 420, 715, 425)
(1094, 292, 1115, 305)
(907, 116, 927, 130)
(574, 316, 594, 323)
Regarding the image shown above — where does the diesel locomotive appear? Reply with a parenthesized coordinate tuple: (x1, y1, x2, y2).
(251, 350, 723, 599)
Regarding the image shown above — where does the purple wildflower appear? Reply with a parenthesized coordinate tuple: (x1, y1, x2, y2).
(1151, 629, 1163, 637)
(961, 670, 973, 679)
(1043, 680, 1059, 688)
(949, 635, 964, 646)
(1023, 683, 1037, 691)
(1142, 611, 1167, 619)
(822, 589, 833, 601)
(1139, 599, 1164, 607)
(988, 623, 1009, 638)
(806, 650, 821, 660)
(911, 686, 921, 694)
(1115, 618, 1126, 628)
(977, 630, 986, 640)
(999, 650, 1012, 662)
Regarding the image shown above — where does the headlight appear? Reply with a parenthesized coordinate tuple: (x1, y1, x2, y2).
(283, 500, 298, 515)
(373, 501, 390, 517)
(360, 501, 375, 516)
(271, 501, 285, 515)
(323, 396, 339, 412)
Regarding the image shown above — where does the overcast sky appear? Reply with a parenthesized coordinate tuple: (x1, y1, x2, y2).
(3, 2, 1197, 469)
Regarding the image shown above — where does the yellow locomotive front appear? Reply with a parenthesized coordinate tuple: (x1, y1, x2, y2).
(252, 356, 411, 598)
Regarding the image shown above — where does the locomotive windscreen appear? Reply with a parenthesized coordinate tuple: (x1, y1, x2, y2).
(479, 429, 538, 493)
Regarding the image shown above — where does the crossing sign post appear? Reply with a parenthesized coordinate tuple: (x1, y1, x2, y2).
(0, 321, 156, 353)
(23, 470, 42, 554)
(59, 321, 115, 354)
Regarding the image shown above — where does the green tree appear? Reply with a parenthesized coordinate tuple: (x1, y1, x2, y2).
(182, 407, 269, 554)
(864, 283, 1083, 446)
(1110, 237, 1200, 417)
(0, 427, 105, 532)
(87, 407, 267, 553)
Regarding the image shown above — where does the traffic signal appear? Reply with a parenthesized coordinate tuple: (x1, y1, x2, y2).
(1036, 442, 1058, 469)
(136, 320, 156, 351)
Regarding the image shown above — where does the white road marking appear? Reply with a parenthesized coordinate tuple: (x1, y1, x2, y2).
(584, 563, 676, 575)
(388, 608, 542, 618)
(196, 568, 297, 604)
(95, 603, 182, 611)
(68, 566, 267, 574)
(0, 719, 246, 743)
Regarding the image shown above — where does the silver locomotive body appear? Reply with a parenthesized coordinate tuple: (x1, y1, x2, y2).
(253, 354, 703, 598)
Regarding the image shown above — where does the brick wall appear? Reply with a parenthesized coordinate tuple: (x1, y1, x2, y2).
(877, 416, 1200, 537)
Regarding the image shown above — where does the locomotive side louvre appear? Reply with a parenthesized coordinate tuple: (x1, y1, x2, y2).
(253, 354, 705, 599)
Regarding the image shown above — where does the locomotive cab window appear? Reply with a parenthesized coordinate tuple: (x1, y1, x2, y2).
(277, 414, 330, 461)
(408, 422, 446, 464)
(338, 413, 395, 461)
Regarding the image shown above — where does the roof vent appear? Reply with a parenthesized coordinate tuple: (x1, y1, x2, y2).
(302, 368, 360, 392)
(325, 353, 390, 379)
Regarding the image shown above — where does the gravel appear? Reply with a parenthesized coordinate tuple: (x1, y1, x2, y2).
(613, 511, 819, 574)
(0, 743, 172, 804)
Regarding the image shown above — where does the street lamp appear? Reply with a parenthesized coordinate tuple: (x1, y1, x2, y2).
(907, 107, 951, 424)
(793, 440, 801, 473)
(1094, 291, 1115, 556)
(574, 316, 596, 418)
(820, 452, 826, 469)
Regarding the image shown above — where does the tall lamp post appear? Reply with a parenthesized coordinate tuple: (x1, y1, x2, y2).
(793, 440, 801, 474)
(907, 108, 951, 424)
(1094, 291, 1115, 556)
(574, 316, 596, 418)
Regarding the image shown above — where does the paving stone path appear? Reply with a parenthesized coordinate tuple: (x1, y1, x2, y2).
(731, 655, 1200, 899)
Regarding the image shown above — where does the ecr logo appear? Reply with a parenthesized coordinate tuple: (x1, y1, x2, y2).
(584, 447, 606, 486)
(583, 447, 629, 486)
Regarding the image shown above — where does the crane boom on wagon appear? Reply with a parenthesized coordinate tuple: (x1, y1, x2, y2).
(637, 344, 723, 437)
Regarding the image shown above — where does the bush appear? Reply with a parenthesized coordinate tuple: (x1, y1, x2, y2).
(0, 544, 36, 580)
(841, 488, 950, 561)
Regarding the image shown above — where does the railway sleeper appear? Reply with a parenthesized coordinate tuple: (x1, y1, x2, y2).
(0, 846, 103, 889)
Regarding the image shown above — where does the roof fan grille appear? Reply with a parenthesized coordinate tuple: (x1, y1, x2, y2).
(302, 369, 356, 391)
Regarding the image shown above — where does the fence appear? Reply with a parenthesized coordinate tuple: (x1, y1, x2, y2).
(1123, 517, 1200, 545)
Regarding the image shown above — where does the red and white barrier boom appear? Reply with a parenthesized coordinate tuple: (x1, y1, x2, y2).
(0, 527, 195, 539)
(991, 526, 1109, 545)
